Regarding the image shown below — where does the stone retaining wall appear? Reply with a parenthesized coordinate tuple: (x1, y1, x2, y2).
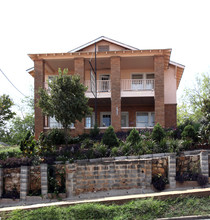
(0, 150, 209, 201)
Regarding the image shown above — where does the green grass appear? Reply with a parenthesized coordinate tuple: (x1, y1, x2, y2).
(1, 196, 210, 220)
(0, 144, 21, 160)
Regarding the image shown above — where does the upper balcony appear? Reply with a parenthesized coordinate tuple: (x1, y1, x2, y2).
(85, 79, 154, 98)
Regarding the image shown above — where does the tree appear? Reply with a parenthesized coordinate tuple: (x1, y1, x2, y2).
(0, 94, 15, 127)
(178, 72, 210, 124)
(38, 68, 91, 144)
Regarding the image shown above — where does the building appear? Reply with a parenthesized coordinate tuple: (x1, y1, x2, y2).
(27, 36, 185, 139)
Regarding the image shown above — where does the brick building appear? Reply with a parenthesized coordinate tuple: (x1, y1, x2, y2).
(28, 36, 185, 139)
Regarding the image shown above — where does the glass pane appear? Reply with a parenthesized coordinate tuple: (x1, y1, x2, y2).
(102, 115, 111, 127)
(146, 74, 154, 79)
(136, 113, 148, 127)
(121, 115, 126, 127)
(151, 113, 155, 126)
(132, 74, 143, 79)
(86, 117, 91, 128)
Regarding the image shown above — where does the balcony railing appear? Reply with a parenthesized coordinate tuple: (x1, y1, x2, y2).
(85, 80, 111, 92)
(121, 79, 154, 91)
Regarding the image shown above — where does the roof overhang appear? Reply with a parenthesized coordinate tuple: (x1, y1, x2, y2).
(169, 61, 185, 89)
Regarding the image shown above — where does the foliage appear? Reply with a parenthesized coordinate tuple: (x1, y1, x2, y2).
(178, 72, 210, 123)
(0, 94, 16, 127)
(152, 123, 166, 142)
(102, 126, 119, 147)
(0, 157, 33, 168)
(93, 143, 108, 158)
(181, 125, 197, 141)
(48, 165, 66, 195)
(0, 148, 22, 160)
(126, 128, 141, 145)
(46, 129, 66, 145)
(38, 68, 91, 144)
(90, 124, 100, 138)
(6, 196, 210, 220)
(20, 131, 37, 156)
(152, 173, 168, 191)
(197, 174, 209, 187)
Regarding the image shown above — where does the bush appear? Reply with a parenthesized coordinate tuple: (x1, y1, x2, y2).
(111, 147, 120, 156)
(90, 124, 100, 138)
(93, 143, 108, 158)
(152, 123, 165, 142)
(197, 174, 209, 187)
(47, 129, 66, 145)
(0, 148, 22, 160)
(158, 138, 168, 153)
(181, 125, 197, 141)
(126, 128, 141, 145)
(0, 157, 33, 168)
(102, 126, 119, 147)
(20, 131, 37, 157)
(152, 174, 168, 191)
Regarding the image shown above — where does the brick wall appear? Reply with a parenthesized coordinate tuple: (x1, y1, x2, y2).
(154, 56, 165, 127)
(111, 56, 121, 132)
(34, 60, 45, 139)
(165, 104, 177, 128)
(74, 58, 85, 135)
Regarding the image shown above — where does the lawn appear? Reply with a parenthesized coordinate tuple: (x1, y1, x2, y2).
(1, 196, 210, 220)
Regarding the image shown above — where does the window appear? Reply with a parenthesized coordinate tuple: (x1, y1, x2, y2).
(99, 75, 110, 92)
(85, 113, 95, 128)
(98, 45, 109, 52)
(136, 112, 155, 127)
(100, 112, 111, 127)
(49, 117, 74, 128)
(121, 112, 129, 127)
(132, 74, 144, 90)
(146, 74, 154, 90)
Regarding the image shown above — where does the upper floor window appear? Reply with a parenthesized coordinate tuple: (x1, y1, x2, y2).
(98, 45, 109, 52)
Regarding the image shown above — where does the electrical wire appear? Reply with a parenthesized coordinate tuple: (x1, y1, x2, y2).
(0, 68, 26, 97)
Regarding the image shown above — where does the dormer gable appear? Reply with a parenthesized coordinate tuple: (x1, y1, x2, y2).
(68, 36, 138, 53)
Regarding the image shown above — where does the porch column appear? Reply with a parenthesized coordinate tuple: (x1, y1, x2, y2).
(154, 56, 165, 127)
(111, 56, 121, 132)
(34, 60, 45, 139)
(74, 58, 85, 135)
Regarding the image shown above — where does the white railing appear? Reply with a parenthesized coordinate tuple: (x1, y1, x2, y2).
(121, 79, 154, 91)
(85, 80, 111, 92)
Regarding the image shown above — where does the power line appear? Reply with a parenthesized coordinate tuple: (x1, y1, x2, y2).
(0, 68, 26, 97)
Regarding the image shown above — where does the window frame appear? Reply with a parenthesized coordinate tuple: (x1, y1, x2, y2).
(100, 112, 111, 127)
(136, 112, 155, 127)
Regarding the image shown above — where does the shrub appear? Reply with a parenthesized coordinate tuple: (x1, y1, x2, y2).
(158, 138, 168, 153)
(181, 125, 197, 141)
(47, 129, 66, 145)
(152, 123, 165, 142)
(102, 126, 119, 147)
(90, 124, 100, 138)
(0, 157, 33, 168)
(20, 131, 37, 157)
(152, 174, 168, 191)
(126, 128, 141, 145)
(111, 147, 120, 156)
(197, 174, 209, 187)
(0, 148, 22, 160)
(93, 143, 108, 158)
(181, 139, 193, 151)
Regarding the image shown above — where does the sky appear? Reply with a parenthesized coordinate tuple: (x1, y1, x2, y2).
(0, 0, 210, 113)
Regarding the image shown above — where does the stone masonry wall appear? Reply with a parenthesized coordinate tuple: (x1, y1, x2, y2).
(3, 168, 20, 193)
(67, 159, 152, 196)
(152, 158, 168, 177)
(176, 155, 200, 174)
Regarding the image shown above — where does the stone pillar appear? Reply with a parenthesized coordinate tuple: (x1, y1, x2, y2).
(66, 163, 76, 198)
(168, 154, 176, 189)
(74, 58, 85, 135)
(41, 163, 48, 198)
(0, 168, 3, 197)
(154, 56, 165, 127)
(34, 60, 45, 139)
(200, 151, 209, 177)
(111, 56, 121, 132)
(20, 166, 29, 200)
(145, 159, 152, 189)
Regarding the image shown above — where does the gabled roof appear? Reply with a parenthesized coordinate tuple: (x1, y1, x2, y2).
(68, 36, 139, 52)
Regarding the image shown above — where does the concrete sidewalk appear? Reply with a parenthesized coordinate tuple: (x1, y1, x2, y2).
(0, 187, 210, 213)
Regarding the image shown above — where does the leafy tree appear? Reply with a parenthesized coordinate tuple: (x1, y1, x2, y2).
(38, 68, 91, 144)
(0, 94, 15, 127)
(178, 72, 210, 124)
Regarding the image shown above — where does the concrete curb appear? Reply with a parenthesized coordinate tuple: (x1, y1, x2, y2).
(157, 215, 210, 220)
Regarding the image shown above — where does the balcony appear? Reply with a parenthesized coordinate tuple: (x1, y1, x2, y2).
(121, 79, 154, 97)
(85, 80, 111, 98)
